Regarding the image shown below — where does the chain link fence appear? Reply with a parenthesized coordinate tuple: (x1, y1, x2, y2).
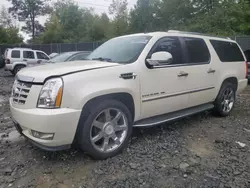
(0, 41, 104, 55)
(0, 36, 250, 55)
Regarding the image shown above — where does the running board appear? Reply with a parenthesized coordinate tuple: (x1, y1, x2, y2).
(133, 103, 214, 127)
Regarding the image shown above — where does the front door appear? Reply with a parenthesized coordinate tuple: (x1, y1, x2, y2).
(140, 37, 192, 119)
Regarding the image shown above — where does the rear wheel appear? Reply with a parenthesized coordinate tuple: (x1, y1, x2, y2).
(213, 82, 236, 117)
(13, 65, 25, 75)
(77, 100, 132, 159)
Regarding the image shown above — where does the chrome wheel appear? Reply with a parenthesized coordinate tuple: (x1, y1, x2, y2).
(90, 108, 128, 153)
(221, 88, 235, 113)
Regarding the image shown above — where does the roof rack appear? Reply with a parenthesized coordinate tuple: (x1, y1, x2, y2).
(167, 30, 231, 40)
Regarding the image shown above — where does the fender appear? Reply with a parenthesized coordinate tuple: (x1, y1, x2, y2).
(62, 70, 141, 121)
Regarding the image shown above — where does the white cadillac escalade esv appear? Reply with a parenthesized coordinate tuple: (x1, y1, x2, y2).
(10, 31, 248, 159)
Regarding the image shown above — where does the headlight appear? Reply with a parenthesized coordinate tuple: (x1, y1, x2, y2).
(37, 78, 63, 108)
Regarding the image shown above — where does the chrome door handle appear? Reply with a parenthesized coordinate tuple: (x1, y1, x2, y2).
(178, 71, 189, 77)
(207, 68, 216, 74)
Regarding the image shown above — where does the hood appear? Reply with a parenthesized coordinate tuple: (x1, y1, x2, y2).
(17, 60, 120, 83)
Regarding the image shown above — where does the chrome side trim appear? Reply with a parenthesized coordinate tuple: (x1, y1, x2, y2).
(142, 87, 215, 102)
(16, 75, 34, 83)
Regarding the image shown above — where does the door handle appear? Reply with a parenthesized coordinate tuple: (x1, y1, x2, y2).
(178, 71, 189, 77)
(23, 59, 27, 61)
(207, 68, 216, 74)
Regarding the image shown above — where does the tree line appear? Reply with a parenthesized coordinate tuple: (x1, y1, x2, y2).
(1, 0, 250, 45)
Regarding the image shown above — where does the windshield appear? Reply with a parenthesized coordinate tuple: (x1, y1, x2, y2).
(50, 52, 77, 62)
(87, 35, 152, 63)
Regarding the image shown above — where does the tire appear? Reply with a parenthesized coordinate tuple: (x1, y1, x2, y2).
(13, 65, 25, 75)
(77, 99, 133, 159)
(213, 82, 236, 117)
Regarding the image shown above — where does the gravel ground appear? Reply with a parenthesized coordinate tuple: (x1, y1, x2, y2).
(1, 69, 250, 188)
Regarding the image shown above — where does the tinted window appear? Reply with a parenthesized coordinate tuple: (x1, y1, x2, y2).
(11, 50, 20, 58)
(184, 38, 210, 63)
(36, 52, 49, 60)
(210, 40, 244, 62)
(23, 51, 35, 59)
(150, 37, 182, 65)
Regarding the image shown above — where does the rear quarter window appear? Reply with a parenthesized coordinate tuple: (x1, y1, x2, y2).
(210, 40, 244, 62)
(11, 50, 21, 58)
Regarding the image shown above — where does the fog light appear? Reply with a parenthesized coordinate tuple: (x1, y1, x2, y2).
(31, 130, 54, 140)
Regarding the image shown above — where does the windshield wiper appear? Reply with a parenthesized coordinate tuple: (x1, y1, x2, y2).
(92, 57, 113, 62)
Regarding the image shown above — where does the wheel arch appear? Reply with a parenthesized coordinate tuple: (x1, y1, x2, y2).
(73, 92, 136, 144)
(83, 93, 135, 120)
(221, 77, 238, 90)
(215, 76, 238, 99)
(12, 62, 27, 71)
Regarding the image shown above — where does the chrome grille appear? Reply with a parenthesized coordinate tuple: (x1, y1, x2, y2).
(12, 80, 32, 105)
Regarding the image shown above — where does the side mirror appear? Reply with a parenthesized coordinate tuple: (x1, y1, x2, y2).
(146, 51, 173, 67)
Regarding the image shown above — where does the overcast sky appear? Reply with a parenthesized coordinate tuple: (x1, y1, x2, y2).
(0, 0, 136, 40)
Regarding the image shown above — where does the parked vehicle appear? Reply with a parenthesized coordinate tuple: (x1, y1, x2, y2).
(48, 53, 59, 58)
(48, 51, 91, 63)
(10, 31, 248, 159)
(4, 48, 50, 75)
(244, 49, 250, 81)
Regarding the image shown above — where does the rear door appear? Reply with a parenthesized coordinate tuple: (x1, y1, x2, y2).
(23, 50, 36, 65)
(179, 37, 219, 107)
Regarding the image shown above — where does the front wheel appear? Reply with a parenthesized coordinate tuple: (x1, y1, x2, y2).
(213, 82, 236, 117)
(77, 100, 133, 159)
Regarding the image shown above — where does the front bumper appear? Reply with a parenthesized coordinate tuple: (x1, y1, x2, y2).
(14, 122, 71, 151)
(10, 99, 82, 150)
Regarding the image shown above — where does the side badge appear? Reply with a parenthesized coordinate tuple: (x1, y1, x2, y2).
(120, 73, 137, 80)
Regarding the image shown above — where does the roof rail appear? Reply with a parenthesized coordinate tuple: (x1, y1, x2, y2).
(167, 30, 230, 40)
(13, 47, 32, 50)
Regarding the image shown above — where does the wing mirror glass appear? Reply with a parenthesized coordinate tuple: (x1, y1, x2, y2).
(146, 51, 173, 67)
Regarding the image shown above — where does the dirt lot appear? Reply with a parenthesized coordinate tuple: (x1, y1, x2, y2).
(0, 69, 250, 188)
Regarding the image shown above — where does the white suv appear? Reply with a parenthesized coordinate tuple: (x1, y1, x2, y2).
(10, 31, 248, 159)
(4, 48, 50, 75)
